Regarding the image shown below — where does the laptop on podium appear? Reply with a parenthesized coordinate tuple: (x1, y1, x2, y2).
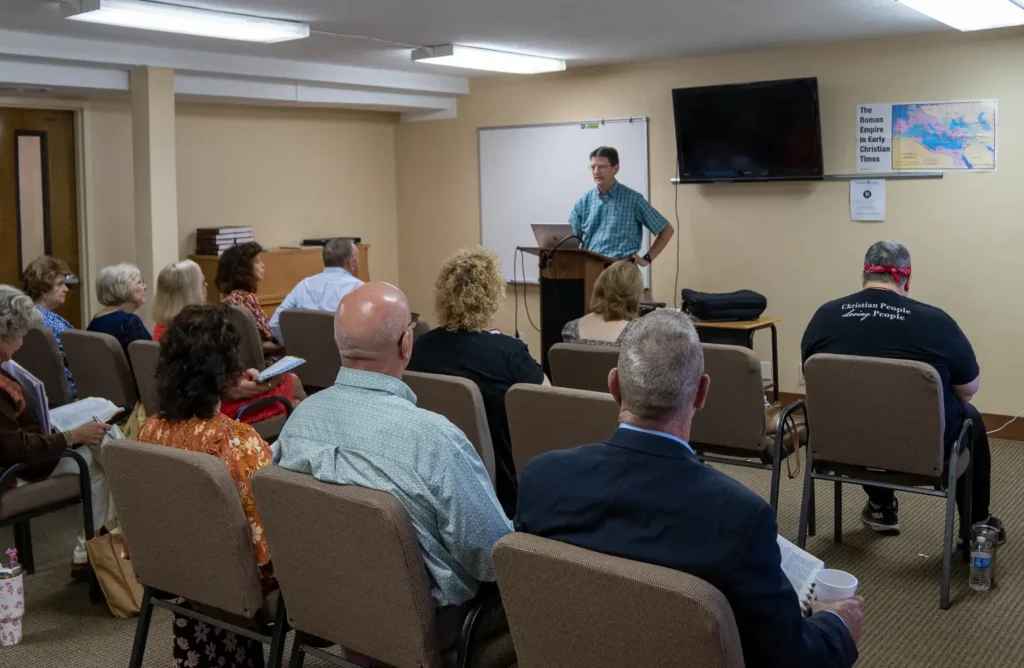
(531, 223, 580, 250)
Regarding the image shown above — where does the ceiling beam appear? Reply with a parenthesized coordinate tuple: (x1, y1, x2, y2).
(0, 28, 469, 97)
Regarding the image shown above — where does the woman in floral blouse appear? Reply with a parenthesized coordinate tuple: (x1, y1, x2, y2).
(21, 255, 77, 398)
(216, 242, 284, 365)
(138, 303, 274, 668)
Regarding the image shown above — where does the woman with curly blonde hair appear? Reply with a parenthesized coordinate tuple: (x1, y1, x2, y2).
(409, 247, 546, 517)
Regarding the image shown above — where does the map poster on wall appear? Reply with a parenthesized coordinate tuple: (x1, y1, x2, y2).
(856, 100, 997, 172)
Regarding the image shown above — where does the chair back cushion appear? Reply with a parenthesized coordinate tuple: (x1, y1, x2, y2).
(62, 330, 138, 407)
(804, 353, 944, 476)
(505, 384, 619, 475)
(548, 343, 619, 393)
(278, 309, 340, 389)
(413, 318, 431, 341)
(128, 340, 162, 416)
(402, 371, 496, 485)
(690, 344, 767, 452)
(12, 325, 73, 407)
(493, 533, 744, 668)
(251, 467, 441, 668)
(104, 440, 265, 618)
(225, 305, 266, 371)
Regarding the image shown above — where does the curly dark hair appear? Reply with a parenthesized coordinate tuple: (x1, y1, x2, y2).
(155, 304, 244, 422)
(215, 242, 262, 294)
(22, 255, 70, 300)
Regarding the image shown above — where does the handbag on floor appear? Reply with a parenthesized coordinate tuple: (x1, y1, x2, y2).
(86, 525, 144, 618)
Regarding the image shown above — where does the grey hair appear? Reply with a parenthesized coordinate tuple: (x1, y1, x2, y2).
(96, 263, 144, 306)
(323, 238, 357, 269)
(0, 285, 43, 342)
(617, 309, 703, 421)
(863, 240, 911, 288)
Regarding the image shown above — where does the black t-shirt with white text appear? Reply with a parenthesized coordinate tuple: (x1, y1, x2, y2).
(408, 328, 545, 517)
(801, 288, 979, 443)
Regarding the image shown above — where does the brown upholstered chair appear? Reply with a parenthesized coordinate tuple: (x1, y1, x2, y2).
(797, 354, 973, 610)
(505, 384, 619, 475)
(251, 466, 515, 668)
(402, 371, 496, 487)
(12, 325, 73, 407)
(0, 449, 94, 576)
(225, 304, 267, 371)
(62, 329, 138, 409)
(547, 343, 619, 392)
(104, 440, 289, 668)
(278, 309, 340, 390)
(690, 344, 807, 512)
(413, 317, 431, 341)
(127, 340, 161, 416)
(492, 533, 744, 668)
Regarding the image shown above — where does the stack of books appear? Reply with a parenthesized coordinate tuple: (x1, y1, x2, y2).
(195, 226, 255, 255)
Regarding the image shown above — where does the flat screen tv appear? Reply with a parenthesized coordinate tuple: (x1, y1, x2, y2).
(672, 77, 824, 183)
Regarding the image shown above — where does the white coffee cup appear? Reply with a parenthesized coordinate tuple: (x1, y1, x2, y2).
(815, 569, 859, 603)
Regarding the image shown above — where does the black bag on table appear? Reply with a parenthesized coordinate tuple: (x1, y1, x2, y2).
(681, 289, 767, 322)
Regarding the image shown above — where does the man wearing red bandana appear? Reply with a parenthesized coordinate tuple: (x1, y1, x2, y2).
(801, 240, 1004, 545)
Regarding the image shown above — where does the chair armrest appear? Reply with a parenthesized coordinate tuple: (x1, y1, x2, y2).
(455, 585, 503, 668)
(235, 396, 294, 423)
(773, 399, 807, 448)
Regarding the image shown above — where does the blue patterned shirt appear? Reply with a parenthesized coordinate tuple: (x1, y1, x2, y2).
(569, 181, 669, 258)
(36, 306, 77, 399)
(274, 366, 512, 607)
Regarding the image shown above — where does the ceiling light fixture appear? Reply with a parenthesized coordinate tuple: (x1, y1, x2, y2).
(896, 0, 1024, 31)
(64, 0, 310, 43)
(411, 45, 565, 74)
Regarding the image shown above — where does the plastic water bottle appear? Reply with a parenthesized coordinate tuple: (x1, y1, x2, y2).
(969, 536, 992, 592)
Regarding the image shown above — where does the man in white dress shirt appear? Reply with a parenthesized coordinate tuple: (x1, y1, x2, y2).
(269, 238, 364, 344)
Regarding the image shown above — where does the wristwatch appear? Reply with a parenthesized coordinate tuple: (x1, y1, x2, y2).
(643, 253, 653, 263)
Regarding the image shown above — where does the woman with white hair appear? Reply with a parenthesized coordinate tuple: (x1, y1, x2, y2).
(0, 285, 111, 577)
(87, 263, 151, 353)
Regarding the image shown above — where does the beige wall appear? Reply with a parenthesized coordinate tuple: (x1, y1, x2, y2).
(81, 100, 400, 315)
(175, 103, 400, 286)
(396, 28, 1024, 415)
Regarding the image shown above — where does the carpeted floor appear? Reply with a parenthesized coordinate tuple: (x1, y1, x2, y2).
(3, 440, 1024, 667)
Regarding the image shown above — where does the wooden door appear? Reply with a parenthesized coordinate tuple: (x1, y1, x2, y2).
(0, 108, 81, 326)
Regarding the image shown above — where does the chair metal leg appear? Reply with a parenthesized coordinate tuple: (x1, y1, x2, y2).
(266, 597, 290, 668)
(797, 450, 814, 549)
(834, 481, 843, 544)
(940, 446, 960, 611)
(809, 479, 818, 536)
(962, 456, 974, 564)
(289, 631, 306, 668)
(129, 589, 154, 668)
(13, 521, 34, 575)
(769, 437, 783, 513)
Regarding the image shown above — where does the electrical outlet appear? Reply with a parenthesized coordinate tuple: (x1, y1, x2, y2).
(797, 364, 805, 386)
(760, 362, 773, 382)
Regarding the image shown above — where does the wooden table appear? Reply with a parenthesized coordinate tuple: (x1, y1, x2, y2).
(693, 316, 782, 402)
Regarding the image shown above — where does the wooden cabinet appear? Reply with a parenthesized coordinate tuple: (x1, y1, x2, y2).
(189, 245, 370, 316)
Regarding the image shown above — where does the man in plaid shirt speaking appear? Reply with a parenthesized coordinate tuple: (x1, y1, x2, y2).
(569, 146, 675, 266)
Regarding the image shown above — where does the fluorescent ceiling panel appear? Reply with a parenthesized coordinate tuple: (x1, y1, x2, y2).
(65, 0, 310, 43)
(412, 45, 565, 74)
(897, 0, 1024, 31)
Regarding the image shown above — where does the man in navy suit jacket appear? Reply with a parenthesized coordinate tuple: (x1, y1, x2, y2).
(516, 309, 862, 668)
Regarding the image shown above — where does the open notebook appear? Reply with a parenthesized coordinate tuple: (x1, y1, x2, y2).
(778, 535, 824, 615)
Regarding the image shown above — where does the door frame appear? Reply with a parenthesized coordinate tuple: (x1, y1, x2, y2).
(0, 96, 96, 325)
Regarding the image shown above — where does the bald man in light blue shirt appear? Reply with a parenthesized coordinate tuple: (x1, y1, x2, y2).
(269, 238, 363, 344)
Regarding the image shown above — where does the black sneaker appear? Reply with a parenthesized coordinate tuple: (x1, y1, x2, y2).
(860, 499, 901, 534)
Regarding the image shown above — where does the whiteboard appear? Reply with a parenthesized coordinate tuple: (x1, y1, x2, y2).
(479, 118, 651, 284)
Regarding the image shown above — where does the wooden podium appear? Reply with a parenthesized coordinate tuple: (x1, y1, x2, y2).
(521, 247, 617, 373)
